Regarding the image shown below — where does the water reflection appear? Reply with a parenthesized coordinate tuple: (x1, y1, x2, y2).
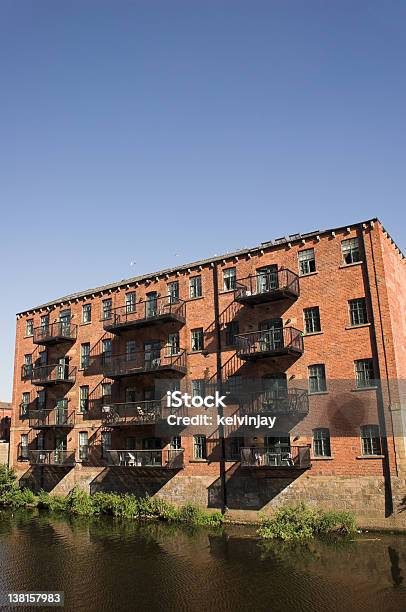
(0, 510, 405, 611)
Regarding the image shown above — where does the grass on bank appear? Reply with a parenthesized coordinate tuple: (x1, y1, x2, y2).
(258, 503, 357, 541)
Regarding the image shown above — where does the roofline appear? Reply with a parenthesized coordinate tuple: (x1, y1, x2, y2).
(18, 216, 399, 316)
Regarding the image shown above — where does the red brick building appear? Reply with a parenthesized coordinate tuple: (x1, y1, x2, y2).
(9, 218, 406, 526)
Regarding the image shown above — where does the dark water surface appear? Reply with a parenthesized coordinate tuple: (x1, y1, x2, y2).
(0, 511, 405, 612)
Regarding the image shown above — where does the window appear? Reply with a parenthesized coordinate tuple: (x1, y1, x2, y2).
(227, 375, 242, 399)
(189, 275, 202, 298)
(37, 390, 46, 409)
(82, 303, 91, 323)
(191, 328, 204, 352)
(102, 298, 112, 321)
(355, 359, 375, 388)
(126, 340, 137, 361)
(349, 298, 368, 326)
(102, 339, 112, 364)
(342, 238, 361, 264)
(229, 437, 244, 461)
(313, 428, 331, 457)
(304, 307, 321, 333)
(167, 281, 179, 304)
(223, 267, 236, 291)
(308, 364, 327, 393)
(192, 379, 206, 398)
(40, 314, 49, 329)
(79, 386, 89, 413)
(21, 392, 30, 418)
(36, 432, 44, 451)
(102, 383, 112, 403)
(193, 434, 207, 460)
(23, 354, 32, 378)
(20, 434, 29, 460)
(167, 333, 180, 355)
(79, 431, 89, 460)
(125, 292, 136, 313)
(361, 425, 381, 456)
(225, 321, 239, 346)
(170, 436, 182, 450)
(26, 319, 34, 336)
(298, 249, 316, 275)
(101, 431, 112, 458)
(80, 343, 90, 369)
(126, 436, 136, 450)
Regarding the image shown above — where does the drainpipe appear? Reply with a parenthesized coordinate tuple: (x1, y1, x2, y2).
(212, 262, 228, 512)
(359, 224, 394, 516)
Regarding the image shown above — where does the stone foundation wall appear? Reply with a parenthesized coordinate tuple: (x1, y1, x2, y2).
(16, 463, 406, 530)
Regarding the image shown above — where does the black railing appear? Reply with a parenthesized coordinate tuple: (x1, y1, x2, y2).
(33, 321, 77, 344)
(106, 449, 184, 468)
(31, 364, 77, 385)
(235, 269, 299, 302)
(240, 445, 311, 468)
(101, 400, 164, 426)
(104, 297, 186, 331)
(95, 348, 187, 378)
(28, 450, 76, 466)
(29, 408, 75, 428)
(235, 327, 304, 358)
(243, 388, 309, 416)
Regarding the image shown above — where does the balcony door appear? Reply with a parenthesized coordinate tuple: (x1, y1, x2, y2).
(257, 265, 278, 294)
(259, 319, 283, 351)
(59, 309, 71, 335)
(262, 374, 288, 407)
(142, 437, 162, 466)
(57, 357, 69, 380)
(55, 399, 68, 425)
(55, 435, 67, 464)
(146, 292, 158, 318)
(144, 341, 161, 369)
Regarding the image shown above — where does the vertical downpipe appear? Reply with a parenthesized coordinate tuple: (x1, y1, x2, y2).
(359, 224, 394, 516)
(212, 262, 228, 512)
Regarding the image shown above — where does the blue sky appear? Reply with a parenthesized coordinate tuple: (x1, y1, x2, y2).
(1, 1, 405, 400)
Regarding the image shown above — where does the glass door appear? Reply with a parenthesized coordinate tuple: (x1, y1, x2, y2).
(59, 309, 71, 335)
(259, 319, 283, 351)
(257, 265, 278, 294)
(54, 435, 67, 464)
(146, 292, 157, 318)
(55, 399, 68, 425)
(144, 342, 161, 370)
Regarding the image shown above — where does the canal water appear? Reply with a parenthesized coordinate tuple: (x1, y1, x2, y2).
(0, 511, 405, 612)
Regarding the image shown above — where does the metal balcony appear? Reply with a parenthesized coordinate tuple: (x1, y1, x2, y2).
(29, 408, 75, 429)
(101, 400, 164, 426)
(242, 388, 309, 417)
(234, 269, 299, 306)
(104, 297, 186, 334)
(28, 450, 76, 466)
(31, 364, 77, 386)
(33, 322, 77, 345)
(106, 448, 184, 469)
(240, 445, 311, 469)
(96, 348, 187, 380)
(235, 327, 304, 360)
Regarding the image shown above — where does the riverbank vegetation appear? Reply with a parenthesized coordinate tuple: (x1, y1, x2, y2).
(0, 466, 356, 538)
(0, 465, 223, 526)
(258, 503, 357, 541)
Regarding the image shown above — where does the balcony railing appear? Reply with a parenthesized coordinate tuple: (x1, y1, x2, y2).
(28, 450, 76, 466)
(106, 448, 185, 468)
(240, 445, 311, 469)
(235, 327, 304, 360)
(104, 297, 186, 333)
(29, 408, 75, 428)
(101, 400, 164, 426)
(95, 348, 187, 379)
(31, 364, 77, 386)
(243, 388, 309, 416)
(33, 322, 77, 345)
(234, 269, 299, 305)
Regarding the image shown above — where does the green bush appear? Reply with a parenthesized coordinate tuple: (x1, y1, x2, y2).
(65, 488, 95, 516)
(37, 490, 67, 512)
(178, 503, 224, 527)
(258, 503, 356, 541)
